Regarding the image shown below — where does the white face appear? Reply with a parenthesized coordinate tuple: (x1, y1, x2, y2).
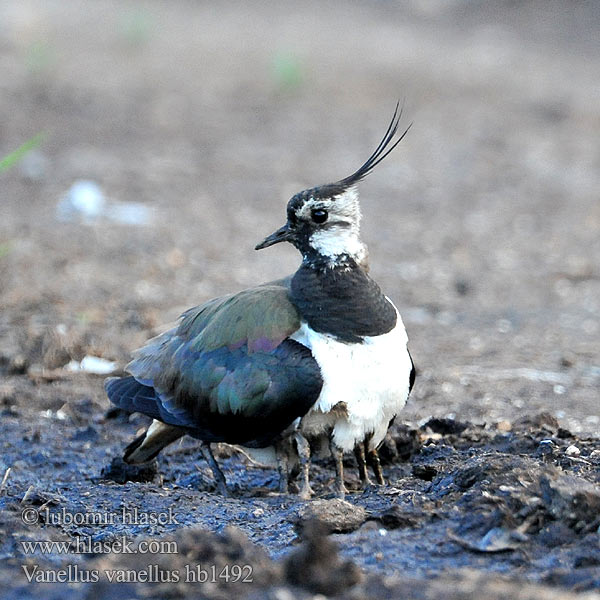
(297, 187, 367, 262)
(309, 225, 365, 261)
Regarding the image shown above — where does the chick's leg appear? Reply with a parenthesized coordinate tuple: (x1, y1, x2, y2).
(366, 445, 386, 486)
(329, 436, 348, 499)
(294, 432, 314, 500)
(274, 438, 290, 494)
(354, 441, 373, 487)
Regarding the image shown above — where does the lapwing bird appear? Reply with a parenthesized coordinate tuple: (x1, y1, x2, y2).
(106, 104, 414, 497)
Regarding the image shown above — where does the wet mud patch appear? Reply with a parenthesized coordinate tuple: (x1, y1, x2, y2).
(1, 400, 599, 598)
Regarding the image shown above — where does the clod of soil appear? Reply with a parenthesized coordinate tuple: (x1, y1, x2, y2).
(100, 457, 158, 484)
(540, 473, 600, 532)
(284, 520, 363, 595)
(297, 499, 368, 533)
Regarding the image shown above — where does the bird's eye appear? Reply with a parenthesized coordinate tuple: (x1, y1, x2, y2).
(311, 208, 328, 224)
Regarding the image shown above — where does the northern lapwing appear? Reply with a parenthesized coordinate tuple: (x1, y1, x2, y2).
(105, 104, 415, 497)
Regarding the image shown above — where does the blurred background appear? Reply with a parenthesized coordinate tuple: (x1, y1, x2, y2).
(1, 0, 599, 435)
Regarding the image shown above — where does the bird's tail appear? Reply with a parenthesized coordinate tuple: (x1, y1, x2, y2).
(105, 376, 163, 419)
(123, 419, 184, 463)
(105, 375, 184, 463)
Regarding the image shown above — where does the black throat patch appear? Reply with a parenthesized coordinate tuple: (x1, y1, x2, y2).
(290, 258, 397, 343)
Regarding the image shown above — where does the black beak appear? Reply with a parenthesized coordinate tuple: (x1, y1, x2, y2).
(255, 224, 293, 250)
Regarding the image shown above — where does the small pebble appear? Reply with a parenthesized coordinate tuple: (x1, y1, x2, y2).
(565, 445, 580, 457)
(273, 588, 295, 600)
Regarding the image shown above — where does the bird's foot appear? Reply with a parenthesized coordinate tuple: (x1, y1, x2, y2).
(334, 481, 349, 499)
(361, 474, 374, 488)
(294, 432, 314, 500)
(297, 480, 314, 501)
(360, 483, 382, 496)
(215, 478, 229, 497)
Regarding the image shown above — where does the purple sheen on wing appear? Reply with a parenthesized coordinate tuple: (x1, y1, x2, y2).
(248, 336, 279, 353)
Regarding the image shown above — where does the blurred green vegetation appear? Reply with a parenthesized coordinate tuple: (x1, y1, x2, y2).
(0, 133, 45, 173)
(25, 41, 55, 75)
(119, 8, 154, 46)
(271, 51, 303, 90)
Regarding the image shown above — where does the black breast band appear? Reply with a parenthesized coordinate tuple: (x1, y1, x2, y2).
(290, 259, 397, 343)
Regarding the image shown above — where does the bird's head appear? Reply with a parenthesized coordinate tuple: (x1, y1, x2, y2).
(256, 103, 411, 268)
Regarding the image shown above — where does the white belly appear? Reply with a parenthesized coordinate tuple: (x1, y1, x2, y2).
(290, 305, 412, 452)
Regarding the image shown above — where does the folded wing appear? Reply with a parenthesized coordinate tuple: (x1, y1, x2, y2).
(106, 281, 322, 448)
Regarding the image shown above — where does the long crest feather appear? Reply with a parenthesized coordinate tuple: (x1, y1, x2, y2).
(336, 101, 412, 189)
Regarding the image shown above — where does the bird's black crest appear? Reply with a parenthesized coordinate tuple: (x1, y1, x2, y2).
(337, 100, 411, 188)
(291, 102, 411, 205)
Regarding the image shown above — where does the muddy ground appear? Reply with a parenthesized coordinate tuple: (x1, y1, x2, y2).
(1, 0, 599, 598)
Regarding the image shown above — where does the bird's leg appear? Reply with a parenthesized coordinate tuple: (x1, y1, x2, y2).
(294, 432, 314, 500)
(275, 439, 290, 494)
(366, 445, 386, 486)
(329, 436, 348, 498)
(354, 441, 373, 487)
(200, 442, 228, 496)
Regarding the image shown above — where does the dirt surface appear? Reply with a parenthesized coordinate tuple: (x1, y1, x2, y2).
(1, 1, 599, 598)
(2, 412, 600, 598)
